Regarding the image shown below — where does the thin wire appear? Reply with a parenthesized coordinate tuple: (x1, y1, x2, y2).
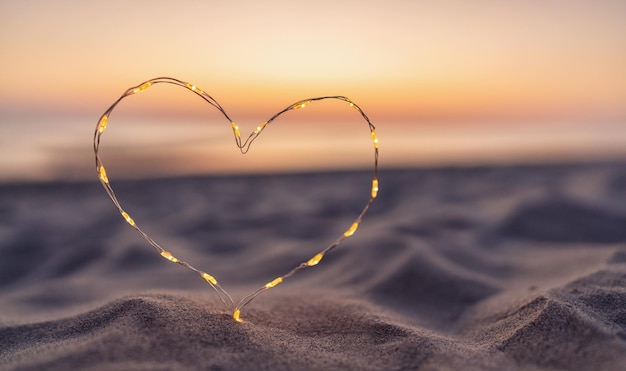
(93, 77, 379, 322)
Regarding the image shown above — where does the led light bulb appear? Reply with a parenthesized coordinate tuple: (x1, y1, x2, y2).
(344, 222, 359, 237)
(253, 122, 268, 135)
(307, 253, 324, 267)
(186, 83, 203, 94)
(231, 122, 241, 137)
(160, 250, 179, 263)
(132, 82, 152, 94)
(98, 166, 109, 184)
(121, 211, 135, 226)
(233, 309, 243, 322)
(371, 131, 379, 149)
(98, 115, 108, 134)
(265, 277, 283, 288)
(201, 272, 217, 285)
(292, 100, 310, 110)
(371, 178, 379, 198)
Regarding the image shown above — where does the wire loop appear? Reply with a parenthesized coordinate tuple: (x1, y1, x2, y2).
(94, 77, 379, 322)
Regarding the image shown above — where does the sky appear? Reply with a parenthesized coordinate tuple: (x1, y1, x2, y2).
(1, 0, 625, 181)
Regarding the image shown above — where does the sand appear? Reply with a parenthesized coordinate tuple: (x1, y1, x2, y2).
(1, 164, 625, 370)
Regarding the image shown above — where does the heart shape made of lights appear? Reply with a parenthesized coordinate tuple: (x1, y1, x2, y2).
(94, 77, 379, 322)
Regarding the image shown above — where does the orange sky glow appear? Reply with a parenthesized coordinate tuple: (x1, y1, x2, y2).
(1, 1, 625, 181)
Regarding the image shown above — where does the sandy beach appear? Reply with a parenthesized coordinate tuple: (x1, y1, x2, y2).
(1, 163, 625, 370)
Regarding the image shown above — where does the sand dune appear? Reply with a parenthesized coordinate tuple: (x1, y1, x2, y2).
(1, 164, 625, 370)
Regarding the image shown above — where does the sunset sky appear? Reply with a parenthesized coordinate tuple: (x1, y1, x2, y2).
(1, 1, 625, 181)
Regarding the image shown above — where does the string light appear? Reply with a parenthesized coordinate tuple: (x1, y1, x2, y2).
(93, 77, 379, 322)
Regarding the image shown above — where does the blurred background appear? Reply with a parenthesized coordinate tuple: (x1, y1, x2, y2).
(1, 0, 625, 182)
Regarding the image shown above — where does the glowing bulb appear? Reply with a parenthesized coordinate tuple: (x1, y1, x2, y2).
(98, 115, 108, 134)
(231, 122, 241, 138)
(201, 272, 218, 285)
(233, 309, 243, 322)
(121, 211, 135, 226)
(371, 178, 379, 198)
(98, 165, 109, 184)
(160, 250, 179, 263)
(292, 100, 310, 110)
(371, 131, 379, 149)
(253, 122, 268, 134)
(132, 82, 152, 94)
(344, 222, 359, 237)
(265, 277, 283, 288)
(186, 83, 203, 94)
(307, 253, 324, 267)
